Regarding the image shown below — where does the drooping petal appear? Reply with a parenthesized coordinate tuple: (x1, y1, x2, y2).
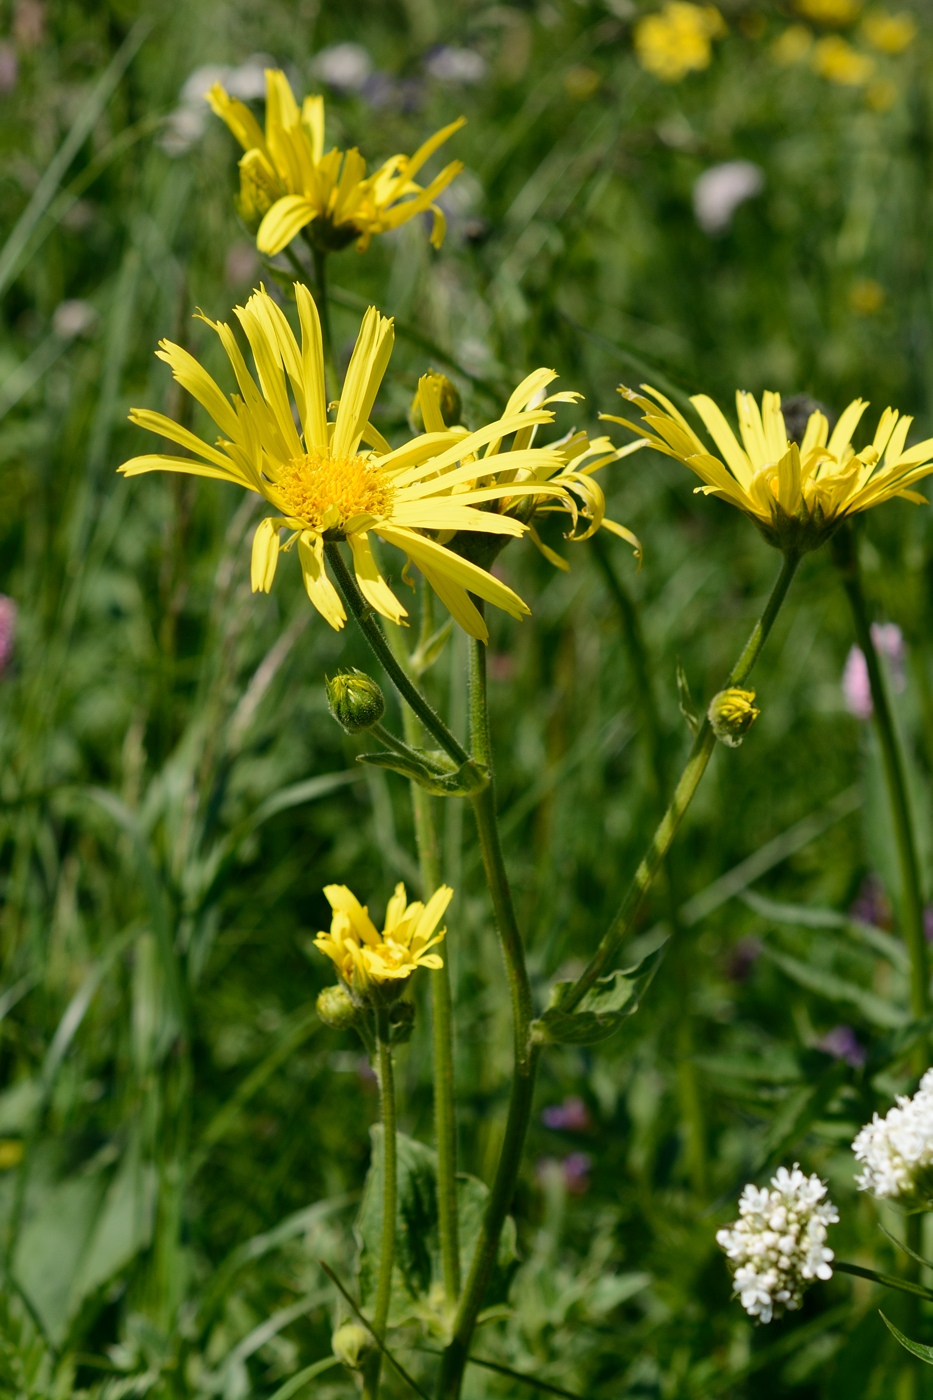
(251, 517, 280, 592)
(297, 531, 346, 629)
(346, 531, 408, 625)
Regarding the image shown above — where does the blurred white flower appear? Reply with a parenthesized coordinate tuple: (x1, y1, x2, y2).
(52, 299, 97, 339)
(716, 1165, 838, 1323)
(842, 621, 906, 719)
(425, 47, 487, 84)
(693, 160, 765, 235)
(853, 1068, 933, 1206)
(161, 55, 273, 156)
(310, 42, 372, 93)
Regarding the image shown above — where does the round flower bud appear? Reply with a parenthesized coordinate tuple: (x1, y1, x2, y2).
(316, 984, 361, 1031)
(708, 687, 760, 747)
(326, 669, 385, 734)
(409, 370, 462, 432)
(332, 1321, 372, 1370)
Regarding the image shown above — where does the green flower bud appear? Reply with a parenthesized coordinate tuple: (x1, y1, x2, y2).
(326, 669, 385, 734)
(316, 984, 361, 1031)
(409, 370, 462, 432)
(708, 687, 760, 748)
(332, 1321, 372, 1370)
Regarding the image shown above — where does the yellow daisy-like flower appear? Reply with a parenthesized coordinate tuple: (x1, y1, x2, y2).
(315, 882, 451, 997)
(812, 34, 875, 83)
(861, 8, 917, 54)
(119, 284, 573, 641)
(605, 385, 933, 553)
(412, 369, 644, 570)
(634, 3, 726, 84)
(207, 68, 464, 257)
(797, 0, 861, 25)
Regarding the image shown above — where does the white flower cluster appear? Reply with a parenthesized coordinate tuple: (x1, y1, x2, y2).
(852, 1067, 933, 1206)
(716, 1165, 838, 1323)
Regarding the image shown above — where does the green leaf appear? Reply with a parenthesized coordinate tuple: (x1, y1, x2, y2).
(761, 945, 907, 1028)
(357, 1129, 516, 1331)
(880, 1312, 933, 1363)
(534, 943, 667, 1046)
(410, 619, 453, 676)
(676, 662, 700, 735)
(358, 752, 489, 798)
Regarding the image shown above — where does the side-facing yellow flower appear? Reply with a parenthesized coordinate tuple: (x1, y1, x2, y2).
(634, 3, 726, 83)
(119, 284, 570, 641)
(606, 385, 933, 553)
(412, 368, 644, 569)
(315, 882, 451, 998)
(207, 68, 464, 256)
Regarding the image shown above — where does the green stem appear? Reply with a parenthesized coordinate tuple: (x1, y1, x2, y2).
(363, 1008, 397, 1400)
(324, 542, 469, 768)
(437, 629, 539, 1399)
(593, 533, 707, 1197)
(561, 549, 801, 1016)
(386, 610, 461, 1313)
(833, 529, 929, 1052)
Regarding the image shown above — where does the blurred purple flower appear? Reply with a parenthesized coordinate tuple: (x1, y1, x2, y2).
(541, 1095, 591, 1132)
(849, 873, 892, 930)
(725, 936, 762, 983)
(562, 1152, 592, 1194)
(924, 907, 933, 943)
(0, 596, 17, 677)
(842, 623, 906, 719)
(0, 42, 18, 93)
(817, 1024, 866, 1068)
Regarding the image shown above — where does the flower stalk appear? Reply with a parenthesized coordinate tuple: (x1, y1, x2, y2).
(362, 1006, 398, 1400)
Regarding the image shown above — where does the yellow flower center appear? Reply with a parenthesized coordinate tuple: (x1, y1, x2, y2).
(273, 451, 395, 532)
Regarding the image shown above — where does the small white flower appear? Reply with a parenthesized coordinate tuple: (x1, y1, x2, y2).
(853, 1068, 933, 1207)
(311, 43, 373, 93)
(717, 1164, 838, 1323)
(693, 160, 765, 236)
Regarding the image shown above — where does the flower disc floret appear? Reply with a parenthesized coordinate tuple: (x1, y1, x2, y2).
(314, 882, 452, 1005)
(273, 451, 396, 532)
(852, 1068, 933, 1208)
(716, 1165, 838, 1323)
(606, 385, 933, 553)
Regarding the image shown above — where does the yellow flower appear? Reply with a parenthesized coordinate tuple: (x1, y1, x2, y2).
(315, 882, 451, 996)
(813, 34, 875, 83)
(207, 68, 464, 256)
(772, 24, 814, 64)
(634, 2, 726, 82)
(861, 8, 916, 53)
(412, 368, 643, 569)
(797, 0, 861, 24)
(850, 277, 885, 315)
(605, 384, 933, 553)
(119, 284, 576, 642)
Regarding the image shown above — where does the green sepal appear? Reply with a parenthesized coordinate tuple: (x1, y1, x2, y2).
(676, 662, 700, 735)
(534, 942, 668, 1045)
(357, 751, 489, 798)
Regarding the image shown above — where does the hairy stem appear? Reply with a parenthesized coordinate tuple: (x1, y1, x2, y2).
(561, 549, 801, 1015)
(437, 628, 538, 1398)
(362, 1008, 397, 1400)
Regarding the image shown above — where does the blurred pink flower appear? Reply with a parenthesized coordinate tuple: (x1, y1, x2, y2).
(817, 1024, 866, 1068)
(842, 622, 906, 719)
(0, 596, 17, 676)
(541, 1095, 591, 1132)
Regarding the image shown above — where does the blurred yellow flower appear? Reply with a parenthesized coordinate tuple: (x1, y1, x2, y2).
(772, 24, 813, 63)
(861, 8, 916, 53)
(315, 882, 450, 993)
(634, 3, 726, 83)
(120, 285, 572, 641)
(0, 1139, 23, 1170)
(797, 0, 861, 24)
(850, 277, 886, 314)
(866, 78, 899, 109)
(208, 68, 464, 256)
(563, 65, 602, 100)
(605, 385, 933, 553)
(813, 34, 875, 82)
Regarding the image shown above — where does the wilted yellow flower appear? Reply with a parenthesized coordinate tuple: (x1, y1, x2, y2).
(797, 0, 861, 24)
(850, 277, 885, 314)
(772, 24, 813, 64)
(813, 35, 875, 82)
(119, 285, 573, 641)
(634, 3, 726, 83)
(861, 8, 916, 53)
(605, 385, 933, 553)
(208, 68, 464, 256)
(411, 368, 643, 568)
(315, 882, 451, 996)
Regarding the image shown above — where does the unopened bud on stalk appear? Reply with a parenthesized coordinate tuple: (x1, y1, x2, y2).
(708, 687, 760, 747)
(326, 669, 385, 734)
(317, 984, 361, 1031)
(332, 1321, 372, 1369)
(409, 370, 462, 432)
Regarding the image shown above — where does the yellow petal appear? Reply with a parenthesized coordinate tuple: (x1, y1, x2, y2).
(332, 306, 394, 459)
(297, 531, 346, 629)
(257, 196, 318, 255)
(251, 517, 280, 592)
(346, 531, 408, 625)
(206, 83, 267, 153)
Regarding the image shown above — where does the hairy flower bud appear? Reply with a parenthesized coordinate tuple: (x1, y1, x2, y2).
(332, 1321, 372, 1369)
(409, 370, 462, 432)
(708, 687, 760, 747)
(326, 669, 385, 734)
(316, 984, 361, 1030)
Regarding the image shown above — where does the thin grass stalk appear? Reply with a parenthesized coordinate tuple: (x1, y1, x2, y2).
(362, 1006, 397, 1400)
